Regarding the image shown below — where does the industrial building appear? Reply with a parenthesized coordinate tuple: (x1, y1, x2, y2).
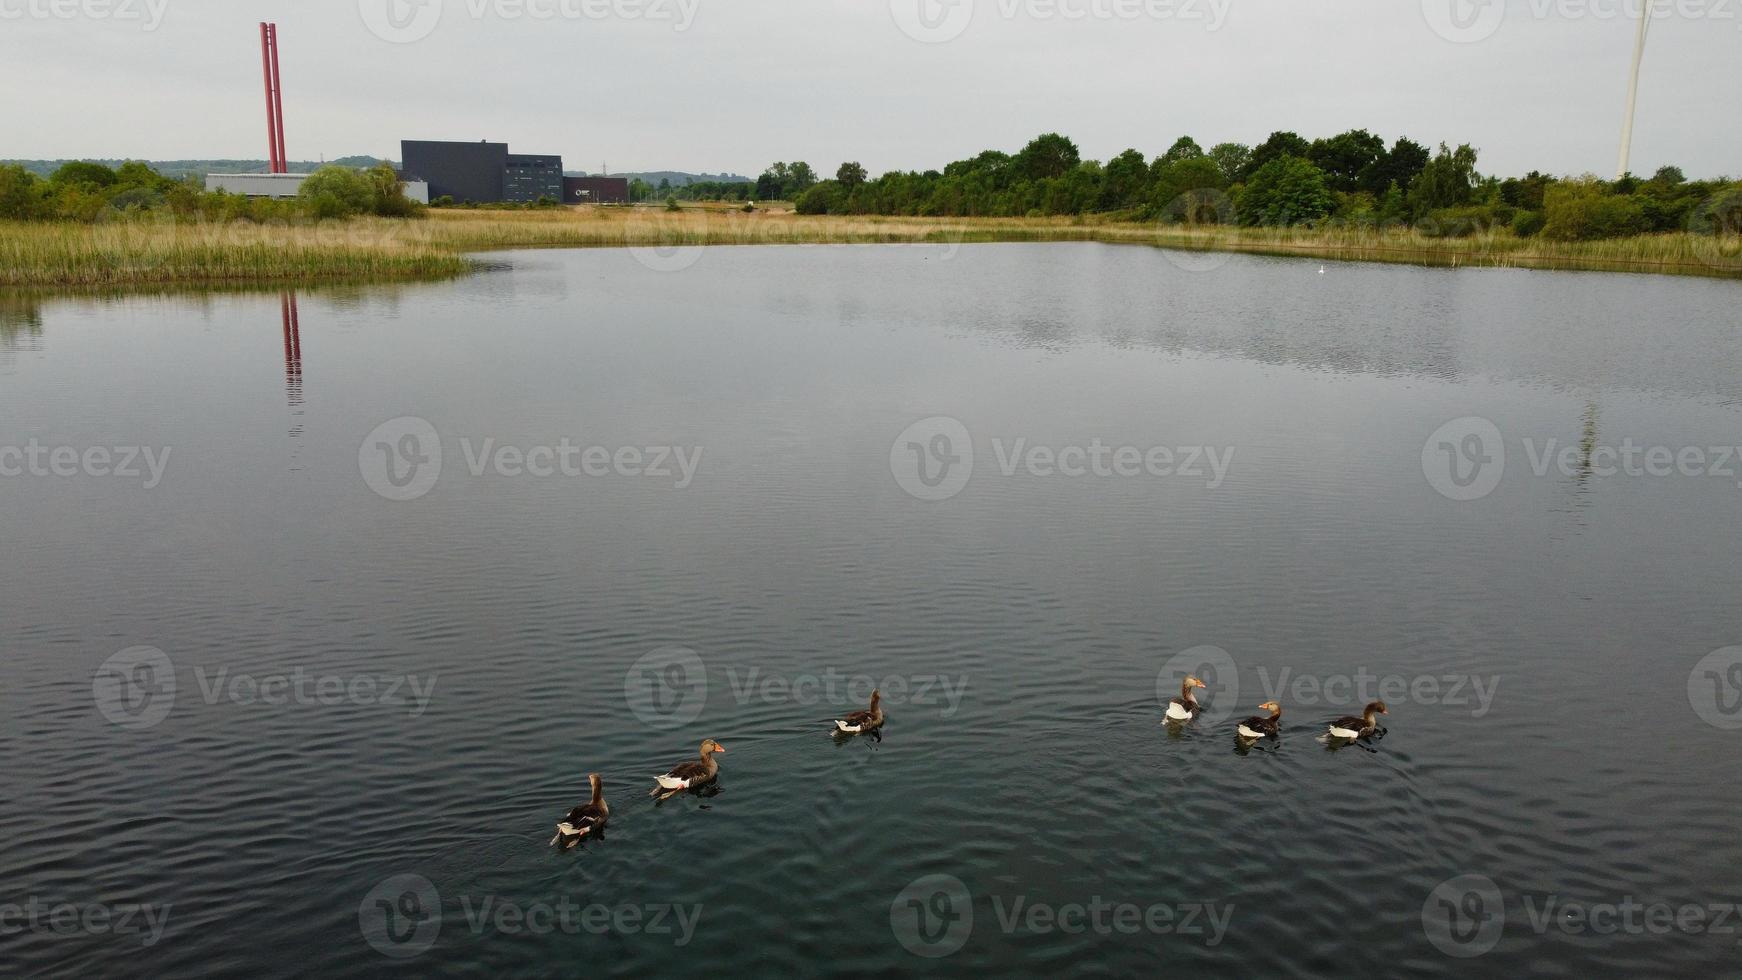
(402, 140, 566, 204)
(563, 175, 631, 204)
(204, 171, 429, 203)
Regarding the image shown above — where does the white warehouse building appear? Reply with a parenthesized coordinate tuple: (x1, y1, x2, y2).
(205, 172, 430, 204)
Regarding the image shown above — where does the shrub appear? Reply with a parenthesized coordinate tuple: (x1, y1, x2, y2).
(1237, 155, 1335, 227)
(1541, 179, 1649, 240)
(298, 165, 375, 218)
(1511, 210, 1546, 237)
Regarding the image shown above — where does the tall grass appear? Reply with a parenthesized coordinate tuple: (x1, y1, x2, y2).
(2, 207, 1737, 288)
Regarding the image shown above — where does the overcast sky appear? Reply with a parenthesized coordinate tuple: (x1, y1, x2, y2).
(2, 0, 1735, 178)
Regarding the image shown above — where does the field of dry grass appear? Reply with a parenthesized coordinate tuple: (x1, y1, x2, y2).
(3, 205, 1737, 288)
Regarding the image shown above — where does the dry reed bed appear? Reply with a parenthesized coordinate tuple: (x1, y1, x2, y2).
(2, 208, 1737, 288)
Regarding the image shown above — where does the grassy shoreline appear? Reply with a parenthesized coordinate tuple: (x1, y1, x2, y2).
(3, 206, 1738, 289)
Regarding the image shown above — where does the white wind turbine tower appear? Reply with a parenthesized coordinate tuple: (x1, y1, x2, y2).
(1615, 0, 1659, 178)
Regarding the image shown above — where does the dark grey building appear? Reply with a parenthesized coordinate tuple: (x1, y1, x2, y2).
(505, 154, 564, 203)
(563, 175, 631, 204)
(401, 140, 565, 204)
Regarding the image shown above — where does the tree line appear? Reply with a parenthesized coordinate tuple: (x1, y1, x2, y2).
(0, 161, 424, 223)
(699, 131, 1739, 241)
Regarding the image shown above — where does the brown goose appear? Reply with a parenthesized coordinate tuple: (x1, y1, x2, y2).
(834, 689, 885, 735)
(1164, 676, 1208, 722)
(1322, 700, 1389, 741)
(650, 739, 725, 800)
(1237, 701, 1282, 740)
(550, 773, 609, 848)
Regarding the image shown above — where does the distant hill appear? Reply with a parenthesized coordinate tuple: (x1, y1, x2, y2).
(4, 157, 392, 180)
(585, 171, 752, 187)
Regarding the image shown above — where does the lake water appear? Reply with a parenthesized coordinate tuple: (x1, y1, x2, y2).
(2, 243, 1740, 977)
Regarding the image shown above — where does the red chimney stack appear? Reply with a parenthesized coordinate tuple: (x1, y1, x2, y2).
(259, 23, 287, 173)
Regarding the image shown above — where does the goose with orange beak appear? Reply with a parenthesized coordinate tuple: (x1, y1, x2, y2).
(1164, 676, 1208, 723)
(1237, 701, 1282, 740)
(1322, 701, 1388, 741)
(650, 739, 725, 801)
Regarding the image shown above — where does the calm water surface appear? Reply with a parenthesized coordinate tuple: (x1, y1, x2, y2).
(2, 244, 1740, 977)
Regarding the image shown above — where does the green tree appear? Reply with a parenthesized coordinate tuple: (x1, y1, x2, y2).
(1650, 165, 1685, 185)
(1309, 129, 1385, 194)
(1243, 131, 1310, 180)
(1541, 177, 1648, 240)
(1014, 133, 1080, 181)
(1161, 136, 1204, 165)
(50, 161, 119, 190)
(1409, 143, 1480, 216)
(298, 165, 375, 218)
(1237, 155, 1335, 226)
(0, 164, 46, 220)
(1207, 143, 1250, 184)
(1363, 137, 1430, 196)
(836, 161, 868, 188)
(1098, 148, 1150, 210)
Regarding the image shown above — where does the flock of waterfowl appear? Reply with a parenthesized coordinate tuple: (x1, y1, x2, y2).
(552, 682, 1390, 848)
(1163, 675, 1392, 743)
(549, 692, 888, 848)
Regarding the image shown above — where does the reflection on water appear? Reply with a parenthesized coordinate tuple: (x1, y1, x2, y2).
(1, 245, 1740, 978)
